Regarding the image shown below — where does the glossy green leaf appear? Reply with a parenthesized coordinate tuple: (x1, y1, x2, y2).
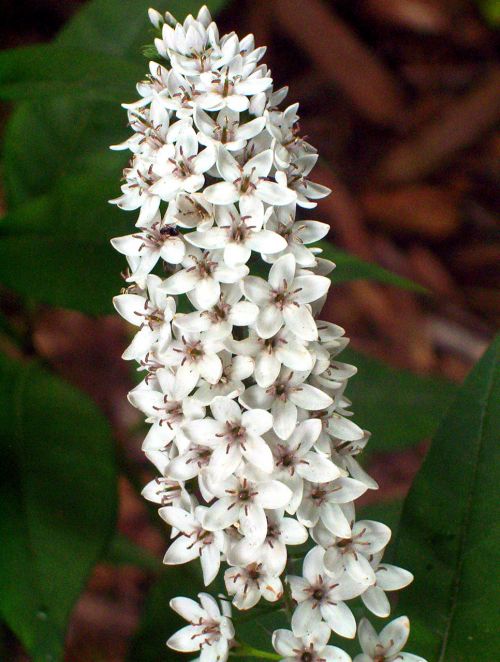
(0, 172, 132, 314)
(343, 349, 457, 452)
(0, 354, 117, 660)
(318, 242, 425, 291)
(2, 0, 230, 207)
(0, 45, 144, 102)
(394, 336, 500, 660)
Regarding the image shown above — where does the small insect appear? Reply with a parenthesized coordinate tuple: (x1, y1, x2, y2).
(159, 225, 179, 237)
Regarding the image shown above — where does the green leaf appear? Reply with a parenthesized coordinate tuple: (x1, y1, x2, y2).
(0, 353, 117, 661)
(0, 172, 132, 314)
(476, 0, 500, 26)
(2, 0, 230, 207)
(0, 45, 144, 102)
(394, 336, 500, 660)
(2, 98, 125, 207)
(343, 349, 457, 452)
(318, 242, 425, 292)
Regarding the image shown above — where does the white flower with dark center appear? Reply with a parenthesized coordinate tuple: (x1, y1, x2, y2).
(242, 254, 330, 341)
(167, 593, 234, 661)
(109, 155, 161, 226)
(269, 420, 341, 513)
(326, 432, 379, 490)
(167, 191, 215, 230)
(185, 396, 273, 477)
(226, 328, 312, 388)
(283, 155, 331, 209)
(160, 505, 226, 585)
(175, 283, 258, 340)
(228, 509, 308, 575)
(195, 106, 266, 151)
(360, 553, 414, 618)
(195, 57, 273, 112)
(157, 69, 199, 119)
(151, 126, 216, 200)
(289, 546, 365, 639)
(113, 275, 176, 360)
(202, 469, 292, 545)
(354, 617, 426, 662)
(193, 350, 254, 405)
(204, 146, 296, 210)
(224, 561, 283, 609)
(186, 204, 287, 267)
(264, 207, 330, 267)
(161, 248, 249, 309)
(297, 478, 367, 538)
(162, 330, 225, 393)
(240, 367, 332, 440)
(141, 475, 186, 507)
(111, 218, 185, 286)
(313, 520, 391, 586)
(272, 623, 351, 662)
(166, 440, 214, 481)
(128, 368, 205, 451)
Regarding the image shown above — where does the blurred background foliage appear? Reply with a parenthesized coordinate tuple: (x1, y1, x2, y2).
(0, 0, 498, 660)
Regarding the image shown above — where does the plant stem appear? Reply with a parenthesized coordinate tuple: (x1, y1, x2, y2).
(230, 643, 280, 659)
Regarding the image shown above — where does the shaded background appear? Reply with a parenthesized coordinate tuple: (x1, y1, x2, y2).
(0, 0, 498, 659)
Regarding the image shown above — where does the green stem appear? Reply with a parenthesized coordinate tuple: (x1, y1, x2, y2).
(230, 643, 280, 659)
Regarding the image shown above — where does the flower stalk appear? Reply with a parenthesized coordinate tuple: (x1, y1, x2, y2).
(111, 6, 425, 661)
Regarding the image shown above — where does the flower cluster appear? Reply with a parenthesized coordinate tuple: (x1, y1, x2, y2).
(111, 6, 425, 661)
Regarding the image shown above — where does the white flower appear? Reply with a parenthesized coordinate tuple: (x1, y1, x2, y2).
(167, 593, 234, 661)
(186, 204, 287, 267)
(202, 469, 292, 545)
(297, 477, 367, 538)
(242, 254, 330, 341)
(289, 546, 365, 639)
(160, 505, 226, 585)
(264, 207, 330, 266)
(109, 155, 161, 226)
(111, 218, 186, 286)
(151, 126, 216, 200)
(240, 367, 332, 440)
(360, 553, 414, 618)
(204, 146, 296, 209)
(175, 283, 259, 339)
(195, 106, 266, 151)
(269, 420, 341, 514)
(226, 328, 312, 388)
(162, 330, 225, 392)
(113, 275, 176, 360)
(161, 248, 248, 309)
(195, 56, 273, 112)
(128, 368, 205, 451)
(284, 155, 331, 209)
(184, 395, 274, 477)
(354, 617, 426, 662)
(313, 520, 391, 586)
(141, 475, 186, 506)
(228, 509, 307, 575)
(193, 350, 254, 405)
(273, 623, 351, 662)
(224, 562, 283, 609)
